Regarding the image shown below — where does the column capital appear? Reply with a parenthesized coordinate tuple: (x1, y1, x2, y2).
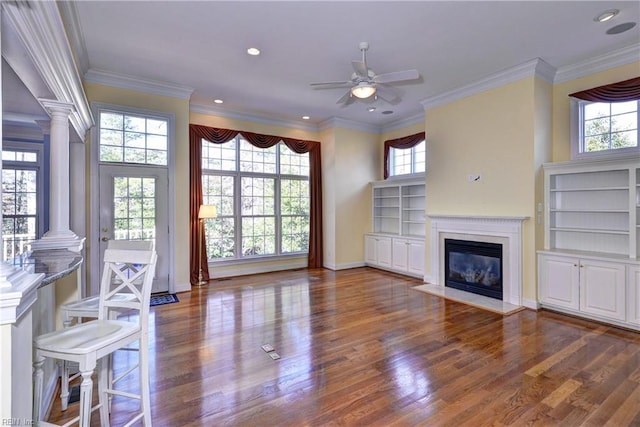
(38, 99, 76, 117)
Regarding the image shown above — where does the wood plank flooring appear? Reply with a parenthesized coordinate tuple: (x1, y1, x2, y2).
(47, 267, 640, 426)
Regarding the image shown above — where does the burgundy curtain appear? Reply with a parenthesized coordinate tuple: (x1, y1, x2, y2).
(189, 124, 323, 284)
(569, 76, 640, 102)
(383, 132, 426, 179)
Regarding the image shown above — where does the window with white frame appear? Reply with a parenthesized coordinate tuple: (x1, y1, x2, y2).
(1, 142, 44, 260)
(390, 140, 426, 176)
(98, 110, 168, 165)
(573, 99, 639, 159)
(201, 136, 310, 260)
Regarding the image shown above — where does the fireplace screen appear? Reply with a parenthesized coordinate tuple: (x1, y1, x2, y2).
(444, 239, 503, 300)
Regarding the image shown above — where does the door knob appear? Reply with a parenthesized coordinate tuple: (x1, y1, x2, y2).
(101, 237, 110, 242)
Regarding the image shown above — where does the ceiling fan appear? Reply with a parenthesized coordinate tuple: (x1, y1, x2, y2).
(310, 42, 420, 106)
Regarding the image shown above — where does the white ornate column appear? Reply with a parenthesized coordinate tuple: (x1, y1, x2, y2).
(31, 100, 85, 252)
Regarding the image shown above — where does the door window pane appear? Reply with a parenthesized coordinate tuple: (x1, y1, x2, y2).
(113, 176, 156, 241)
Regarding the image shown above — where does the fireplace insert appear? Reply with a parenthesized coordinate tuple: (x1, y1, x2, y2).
(444, 239, 503, 300)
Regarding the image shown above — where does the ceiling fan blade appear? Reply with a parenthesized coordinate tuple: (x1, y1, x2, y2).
(373, 69, 419, 84)
(352, 60, 368, 79)
(336, 89, 355, 106)
(374, 84, 401, 104)
(310, 81, 353, 87)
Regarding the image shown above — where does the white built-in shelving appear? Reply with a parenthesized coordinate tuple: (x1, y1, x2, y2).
(367, 177, 426, 278)
(539, 157, 640, 331)
(372, 178, 425, 237)
(544, 158, 638, 258)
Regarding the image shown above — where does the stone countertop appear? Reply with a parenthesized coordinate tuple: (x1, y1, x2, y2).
(9, 248, 83, 287)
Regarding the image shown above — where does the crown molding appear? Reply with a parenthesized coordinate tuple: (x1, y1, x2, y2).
(380, 112, 425, 133)
(554, 43, 640, 83)
(84, 69, 194, 100)
(56, 0, 90, 76)
(318, 117, 381, 134)
(2, 0, 94, 140)
(421, 58, 557, 111)
(190, 102, 319, 132)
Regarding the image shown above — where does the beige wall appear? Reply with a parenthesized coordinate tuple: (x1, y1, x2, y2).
(320, 127, 337, 267)
(84, 83, 191, 291)
(425, 77, 540, 301)
(333, 127, 379, 268)
(551, 62, 640, 162)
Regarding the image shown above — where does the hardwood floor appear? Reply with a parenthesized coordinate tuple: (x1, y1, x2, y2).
(47, 267, 640, 426)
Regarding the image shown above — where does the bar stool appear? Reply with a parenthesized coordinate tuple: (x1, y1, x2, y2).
(33, 247, 157, 426)
(58, 240, 154, 410)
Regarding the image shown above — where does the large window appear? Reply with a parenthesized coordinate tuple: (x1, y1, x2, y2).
(1, 142, 44, 260)
(390, 140, 425, 177)
(201, 136, 310, 260)
(577, 100, 638, 157)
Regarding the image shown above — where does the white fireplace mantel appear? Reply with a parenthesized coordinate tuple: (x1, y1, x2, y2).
(427, 215, 528, 307)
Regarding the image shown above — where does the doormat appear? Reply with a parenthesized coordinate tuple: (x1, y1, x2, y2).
(150, 293, 179, 307)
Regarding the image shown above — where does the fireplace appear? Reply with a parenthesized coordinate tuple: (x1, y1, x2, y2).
(427, 215, 527, 308)
(444, 238, 503, 300)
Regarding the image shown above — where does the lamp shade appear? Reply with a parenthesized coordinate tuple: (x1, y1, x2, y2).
(351, 83, 376, 99)
(198, 204, 217, 219)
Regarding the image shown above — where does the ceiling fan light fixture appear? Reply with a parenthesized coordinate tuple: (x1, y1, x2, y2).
(351, 83, 376, 99)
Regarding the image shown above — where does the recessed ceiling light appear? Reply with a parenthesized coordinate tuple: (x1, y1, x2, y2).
(302, 115, 310, 120)
(367, 107, 376, 112)
(606, 22, 636, 34)
(213, 99, 223, 104)
(247, 47, 261, 56)
(594, 9, 619, 22)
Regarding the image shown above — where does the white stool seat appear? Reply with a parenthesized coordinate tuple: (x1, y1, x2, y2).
(62, 293, 136, 318)
(36, 320, 138, 354)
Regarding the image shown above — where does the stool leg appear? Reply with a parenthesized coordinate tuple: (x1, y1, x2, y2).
(78, 368, 94, 427)
(140, 339, 151, 425)
(60, 360, 70, 411)
(60, 311, 73, 411)
(32, 354, 45, 422)
(98, 358, 110, 427)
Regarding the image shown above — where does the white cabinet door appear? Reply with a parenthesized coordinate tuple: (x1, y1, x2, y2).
(407, 240, 425, 276)
(364, 235, 392, 268)
(392, 238, 408, 271)
(539, 254, 580, 310)
(377, 237, 392, 268)
(364, 235, 378, 265)
(627, 265, 640, 326)
(580, 259, 626, 321)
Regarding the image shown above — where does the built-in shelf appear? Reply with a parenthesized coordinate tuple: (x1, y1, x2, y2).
(371, 179, 425, 237)
(543, 158, 639, 259)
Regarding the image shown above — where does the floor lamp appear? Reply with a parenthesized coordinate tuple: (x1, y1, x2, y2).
(197, 204, 217, 286)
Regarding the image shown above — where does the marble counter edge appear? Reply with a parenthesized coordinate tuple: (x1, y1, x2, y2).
(0, 249, 83, 324)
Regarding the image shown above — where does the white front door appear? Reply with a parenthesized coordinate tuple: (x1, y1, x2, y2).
(99, 164, 169, 293)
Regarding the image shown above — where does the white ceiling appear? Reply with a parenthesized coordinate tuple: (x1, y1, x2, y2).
(7, 1, 640, 131)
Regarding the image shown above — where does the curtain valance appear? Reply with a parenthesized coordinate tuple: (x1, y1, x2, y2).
(569, 76, 640, 102)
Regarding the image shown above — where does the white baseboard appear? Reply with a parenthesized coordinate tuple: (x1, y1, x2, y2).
(324, 261, 366, 271)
